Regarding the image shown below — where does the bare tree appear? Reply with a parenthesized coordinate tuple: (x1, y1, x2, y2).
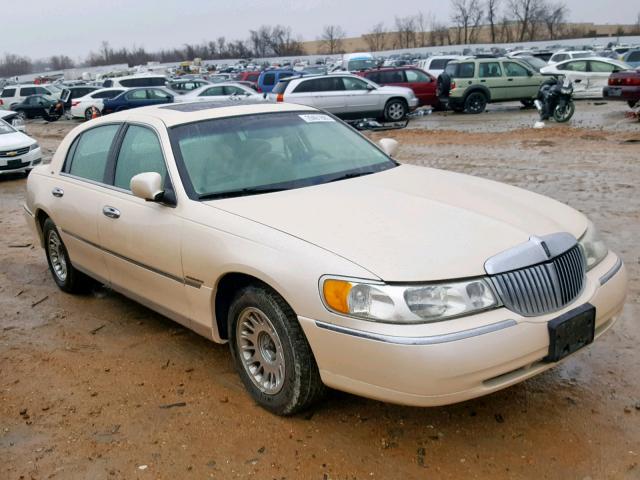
(50, 55, 74, 70)
(362, 23, 387, 52)
(498, 15, 514, 42)
(509, 0, 544, 41)
(0, 53, 32, 77)
(320, 25, 346, 54)
(632, 12, 640, 34)
(451, 0, 484, 44)
(394, 15, 417, 49)
(541, 2, 567, 40)
(415, 12, 429, 47)
(486, 0, 501, 43)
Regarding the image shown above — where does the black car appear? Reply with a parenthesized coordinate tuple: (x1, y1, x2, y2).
(12, 95, 58, 119)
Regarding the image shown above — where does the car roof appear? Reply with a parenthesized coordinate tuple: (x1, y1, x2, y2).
(91, 101, 317, 127)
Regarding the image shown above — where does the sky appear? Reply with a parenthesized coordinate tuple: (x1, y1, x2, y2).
(6, 0, 639, 60)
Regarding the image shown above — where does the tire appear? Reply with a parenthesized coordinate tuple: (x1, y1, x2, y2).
(85, 107, 98, 121)
(43, 218, 91, 293)
(628, 100, 638, 109)
(16, 110, 27, 119)
(436, 73, 451, 98)
(464, 92, 487, 114)
(553, 100, 575, 123)
(383, 99, 408, 122)
(520, 99, 535, 108)
(228, 285, 325, 416)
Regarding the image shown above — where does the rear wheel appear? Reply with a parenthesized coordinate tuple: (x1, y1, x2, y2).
(43, 218, 91, 293)
(464, 92, 487, 114)
(228, 285, 325, 415)
(84, 108, 97, 121)
(628, 100, 638, 108)
(383, 99, 408, 122)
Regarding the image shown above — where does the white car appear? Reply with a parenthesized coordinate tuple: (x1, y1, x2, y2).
(547, 50, 595, 65)
(24, 102, 627, 415)
(0, 119, 41, 175)
(179, 83, 263, 103)
(0, 83, 62, 110)
(416, 56, 468, 78)
(540, 57, 631, 98)
(70, 88, 128, 121)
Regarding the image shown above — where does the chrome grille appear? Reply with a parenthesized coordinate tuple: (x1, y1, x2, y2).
(0, 146, 30, 157)
(489, 246, 586, 317)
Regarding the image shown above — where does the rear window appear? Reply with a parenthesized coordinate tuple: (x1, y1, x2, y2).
(430, 59, 452, 70)
(1, 88, 15, 98)
(272, 81, 289, 94)
(262, 73, 276, 86)
(445, 62, 475, 78)
(627, 51, 640, 62)
(20, 87, 36, 96)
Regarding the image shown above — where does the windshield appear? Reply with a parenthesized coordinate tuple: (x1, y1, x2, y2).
(0, 119, 15, 134)
(518, 56, 546, 71)
(572, 52, 592, 59)
(170, 112, 395, 200)
(348, 59, 376, 71)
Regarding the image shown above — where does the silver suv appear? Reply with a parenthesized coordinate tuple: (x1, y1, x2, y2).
(268, 74, 419, 121)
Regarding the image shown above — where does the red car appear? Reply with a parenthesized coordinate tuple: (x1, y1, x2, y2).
(233, 71, 261, 86)
(357, 67, 439, 107)
(603, 68, 640, 108)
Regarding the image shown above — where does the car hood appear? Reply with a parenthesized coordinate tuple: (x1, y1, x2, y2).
(206, 164, 587, 282)
(377, 85, 414, 95)
(0, 130, 33, 148)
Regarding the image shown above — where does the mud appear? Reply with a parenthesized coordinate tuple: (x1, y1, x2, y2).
(1, 102, 639, 479)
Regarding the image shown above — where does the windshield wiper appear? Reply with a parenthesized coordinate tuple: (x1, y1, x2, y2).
(199, 186, 288, 200)
(327, 171, 377, 183)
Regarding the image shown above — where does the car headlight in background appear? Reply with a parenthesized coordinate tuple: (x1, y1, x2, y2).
(29, 142, 39, 151)
(321, 277, 499, 323)
(578, 220, 608, 271)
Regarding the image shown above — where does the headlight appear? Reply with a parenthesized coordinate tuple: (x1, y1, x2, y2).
(578, 221, 608, 271)
(29, 142, 39, 151)
(321, 277, 499, 323)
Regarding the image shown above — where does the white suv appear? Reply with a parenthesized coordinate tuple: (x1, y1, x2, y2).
(0, 84, 62, 110)
(269, 74, 418, 122)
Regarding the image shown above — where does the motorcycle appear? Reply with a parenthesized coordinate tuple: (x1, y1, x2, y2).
(534, 77, 575, 123)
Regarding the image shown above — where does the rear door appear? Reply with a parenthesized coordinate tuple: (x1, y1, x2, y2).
(478, 62, 506, 100)
(122, 89, 149, 110)
(587, 60, 618, 97)
(404, 69, 437, 106)
(146, 88, 173, 106)
(307, 77, 347, 113)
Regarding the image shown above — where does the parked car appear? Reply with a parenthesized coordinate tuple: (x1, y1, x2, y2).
(0, 118, 41, 175)
(269, 74, 418, 121)
(70, 88, 128, 120)
(102, 74, 168, 89)
(257, 69, 300, 93)
(233, 71, 261, 85)
(443, 58, 546, 113)
(540, 58, 630, 98)
(168, 79, 210, 94)
(24, 101, 627, 415)
(0, 83, 62, 110)
(59, 86, 100, 112)
(508, 50, 554, 62)
(0, 110, 26, 132)
(12, 95, 60, 119)
(102, 87, 174, 114)
(512, 55, 548, 72)
(622, 50, 640, 68)
(603, 67, 640, 108)
(208, 73, 234, 83)
(357, 67, 439, 107)
(179, 83, 264, 103)
(547, 50, 595, 65)
(333, 52, 377, 72)
(416, 56, 468, 78)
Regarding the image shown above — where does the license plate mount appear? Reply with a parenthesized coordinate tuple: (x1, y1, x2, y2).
(544, 303, 595, 363)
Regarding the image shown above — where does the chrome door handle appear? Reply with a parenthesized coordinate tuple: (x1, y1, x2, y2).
(102, 206, 120, 219)
(51, 187, 64, 197)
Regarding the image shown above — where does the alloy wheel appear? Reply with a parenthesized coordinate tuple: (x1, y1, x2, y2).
(47, 230, 67, 282)
(387, 102, 406, 121)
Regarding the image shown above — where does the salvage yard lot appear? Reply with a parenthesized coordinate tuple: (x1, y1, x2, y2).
(1, 101, 639, 479)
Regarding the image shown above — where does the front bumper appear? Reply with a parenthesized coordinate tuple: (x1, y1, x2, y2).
(0, 147, 42, 174)
(299, 251, 627, 406)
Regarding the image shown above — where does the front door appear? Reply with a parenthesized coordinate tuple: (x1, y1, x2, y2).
(340, 76, 379, 116)
(97, 123, 186, 318)
(556, 60, 589, 98)
(479, 61, 507, 100)
(502, 61, 537, 99)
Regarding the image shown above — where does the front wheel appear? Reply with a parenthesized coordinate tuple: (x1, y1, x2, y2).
(43, 218, 91, 293)
(384, 99, 408, 122)
(228, 285, 325, 415)
(464, 92, 487, 114)
(553, 100, 575, 123)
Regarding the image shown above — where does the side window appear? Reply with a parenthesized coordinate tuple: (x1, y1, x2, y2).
(365, 72, 380, 83)
(262, 73, 276, 86)
(1, 88, 16, 98)
(560, 61, 587, 72)
(503, 62, 528, 77)
(406, 69, 430, 82)
(589, 61, 615, 73)
(342, 77, 369, 90)
(457, 63, 475, 78)
(126, 89, 148, 100)
(479, 62, 503, 78)
(21, 87, 36, 96)
(68, 125, 120, 182)
(224, 86, 245, 95)
(380, 70, 405, 83)
(201, 86, 226, 96)
(34, 87, 50, 95)
(147, 89, 171, 100)
(114, 125, 166, 190)
(103, 79, 113, 88)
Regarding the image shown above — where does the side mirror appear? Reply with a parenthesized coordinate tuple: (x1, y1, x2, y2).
(377, 138, 399, 157)
(366, 84, 376, 91)
(527, 70, 533, 76)
(131, 172, 164, 201)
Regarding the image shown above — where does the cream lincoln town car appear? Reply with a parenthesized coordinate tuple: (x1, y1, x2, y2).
(24, 101, 627, 415)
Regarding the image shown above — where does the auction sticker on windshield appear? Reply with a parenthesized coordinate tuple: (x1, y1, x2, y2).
(299, 114, 334, 123)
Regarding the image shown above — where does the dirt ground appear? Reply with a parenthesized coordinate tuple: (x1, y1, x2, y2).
(1, 101, 639, 480)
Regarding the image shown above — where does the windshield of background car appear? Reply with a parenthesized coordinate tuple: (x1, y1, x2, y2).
(348, 59, 377, 71)
(519, 56, 546, 71)
(169, 112, 395, 199)
(0, 120, 15, 134)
